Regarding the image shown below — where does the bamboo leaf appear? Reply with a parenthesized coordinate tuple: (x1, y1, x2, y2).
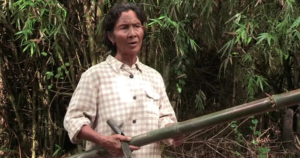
(242, 53, 253, 62)
(294, 30, 300, 41)
(256, 33, 273, 46)
(148, 19, 162, 26)
(61, 24, 69, 39)
(288, 16, 300, 31)
(41, 52, 47, 56)
(219, 39, 235, 58)
(247, 37, 252, 44)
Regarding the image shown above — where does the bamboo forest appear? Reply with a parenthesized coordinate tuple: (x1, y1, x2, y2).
(1, 0, 300, 157)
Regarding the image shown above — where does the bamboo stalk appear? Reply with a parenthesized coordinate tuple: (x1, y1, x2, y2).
(66, 46, 76, 90)
(69, 89, 300, 158)
(84, 1, 96, 66)
(31, 83, 37, 158)
(0, 58, 26, 142)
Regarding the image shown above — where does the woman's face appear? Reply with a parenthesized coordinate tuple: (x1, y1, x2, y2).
(108, 10, 144, 57)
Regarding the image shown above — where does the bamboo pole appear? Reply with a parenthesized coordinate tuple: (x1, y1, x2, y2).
(31, 84, 37, 158)
(69, 88, 300, 158)
(0, 58, 26, 142)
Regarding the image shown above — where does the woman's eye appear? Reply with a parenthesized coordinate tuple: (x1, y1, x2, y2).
(120, 26, 128, 30)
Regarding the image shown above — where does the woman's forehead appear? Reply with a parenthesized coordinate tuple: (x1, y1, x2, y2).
(116, 10, 141, 24)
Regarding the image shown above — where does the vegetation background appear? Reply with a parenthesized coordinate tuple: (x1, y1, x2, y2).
(1, 0, 300, 157)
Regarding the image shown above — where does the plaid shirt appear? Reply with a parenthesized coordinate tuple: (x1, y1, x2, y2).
(64, 55, 177, 158)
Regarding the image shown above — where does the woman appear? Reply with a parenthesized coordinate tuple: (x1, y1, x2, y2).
(64, 3, 183, 158)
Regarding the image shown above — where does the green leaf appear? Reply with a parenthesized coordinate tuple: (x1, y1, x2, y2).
(252, 139, 258, 145)
(258, 146, 270, 155)
(252, 119, 258, 124)
(256, 33, 273, 46)
(22, 42, 31, 52)
(242, 53, 253, 62)
(254, 131, 261, 136)
(247, 37, 252, 44)
(157, 15, 167, 20)
(52, 148, 60, 156)
(46, 71, 54, 76)
(41, 52, 47, 56)
(289, 16, 300, 31)
(294, 30, 300, 41)
(176, 70, 182, 76)
(195, 90, 206, 112)
(55, 74, 60, 78)
(65, 63, 70, 66)
(219, 39, 235, 57)
(61, 24, 70, 39)
(30, 43, 35, 56)
(48, 84, 53, 90)
(235, 151, 241, 156)
(177, 87, 182, 93)
(46, 72, 54, 79)
(231, 123, 237, 128)
(148, 19, 163, 26)
(254, 75, 269, 91)
(249, 126, 254, 130)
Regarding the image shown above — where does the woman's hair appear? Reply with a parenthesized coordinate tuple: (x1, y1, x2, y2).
(102, 3, 146, 55)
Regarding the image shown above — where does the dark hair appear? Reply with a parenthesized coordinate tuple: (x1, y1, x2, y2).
(102, 3, 146, 56)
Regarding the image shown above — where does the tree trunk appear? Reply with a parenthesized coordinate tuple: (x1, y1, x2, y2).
(281, 109, 296, 150)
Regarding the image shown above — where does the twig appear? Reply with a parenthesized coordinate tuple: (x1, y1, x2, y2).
(205, 143, 227, 158)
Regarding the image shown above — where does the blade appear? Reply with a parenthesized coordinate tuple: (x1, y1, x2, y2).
(121, 142, 132, 158)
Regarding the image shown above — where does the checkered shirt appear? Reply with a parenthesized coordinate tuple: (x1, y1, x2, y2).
(63, 55, 177, 158)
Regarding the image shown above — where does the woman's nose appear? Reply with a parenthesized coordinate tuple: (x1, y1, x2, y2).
(128, 27, 137, 37)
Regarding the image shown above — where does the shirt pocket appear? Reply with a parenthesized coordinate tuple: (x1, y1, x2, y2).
(144, 89, 160, 115)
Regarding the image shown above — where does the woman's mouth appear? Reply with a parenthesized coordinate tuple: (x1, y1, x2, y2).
(129, 42, 138, 47)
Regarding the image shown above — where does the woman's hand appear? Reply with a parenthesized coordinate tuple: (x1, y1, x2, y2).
(100, 134, 140, 157)
(78, 125, 140, 157)
(169, 135, 185, 147)
(165, 123, 185, 147)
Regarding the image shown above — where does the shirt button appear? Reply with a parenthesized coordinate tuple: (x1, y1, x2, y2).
(129, 74, 134, 78)
(133, 96, 137, 100)
(133, 120, 136, 124)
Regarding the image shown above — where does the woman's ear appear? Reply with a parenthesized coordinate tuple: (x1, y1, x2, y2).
(107, 32, 115, 44)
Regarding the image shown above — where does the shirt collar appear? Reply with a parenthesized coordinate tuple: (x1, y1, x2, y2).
(106, 55, 143, 73)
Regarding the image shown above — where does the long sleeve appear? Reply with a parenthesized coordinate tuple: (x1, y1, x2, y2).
(157, 76, 178, 146)
(158, 76, 177, 129)
(63, 70, 98, 143)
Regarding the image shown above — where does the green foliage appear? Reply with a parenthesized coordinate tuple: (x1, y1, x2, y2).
(219, 0, 300, 100)
(231, 116, 271, 158)
(1, 0, 300, 157)
(235, 151, 242, 157)
(258, 146, 270, 158)
(146, 7, 199, 99)
(195, 90, 206, 112)
(52, 144, 64, 157)
(230, 121, 243, 143)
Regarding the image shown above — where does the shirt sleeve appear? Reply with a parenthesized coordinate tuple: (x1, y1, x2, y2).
(157, 76, 178, 146)
(63, 70, 98, 143)
(158, 76, 177, 129)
